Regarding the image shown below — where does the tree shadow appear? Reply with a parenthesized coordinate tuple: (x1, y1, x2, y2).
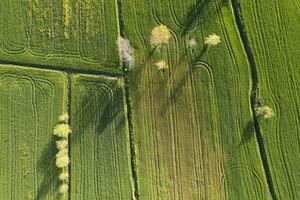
(36, 138, 60, 200)
(182, 0, 229, 35)
(182, 0, 211, 35)
(158, 43, 208, 115)
(238, 120, 255, 147)
(71, 79, 126, 146)
(34, 78, 126, 200)
(159, 65, 197, 116)
(95, 86, 124, 135)
(128, 44, 165, 106)
(141, 45, 159, 66)
(191, 44, 208, 64)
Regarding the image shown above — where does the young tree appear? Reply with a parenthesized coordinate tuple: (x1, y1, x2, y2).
(150, 25, 171, 48)
(53, 113, 71, 198)
(155, 60, 168, 76)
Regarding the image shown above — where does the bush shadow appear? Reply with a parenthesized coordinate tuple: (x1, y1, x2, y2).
(36, 137, 60, 200)
(238, 120, 255, 147)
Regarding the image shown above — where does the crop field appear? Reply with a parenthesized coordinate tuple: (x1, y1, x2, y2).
(240, 0, 300, 199)
(0, 65, 68, 199)
(0, 0, 299, 199)
(70, 74, 132, 199)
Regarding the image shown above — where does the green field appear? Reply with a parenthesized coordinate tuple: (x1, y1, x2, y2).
(122, 0, 271, 199)
(0, 65, 68, 199)
(70, 74, 132, 199)
(240, 0, 300, 199)
(0, 0, 299, 199)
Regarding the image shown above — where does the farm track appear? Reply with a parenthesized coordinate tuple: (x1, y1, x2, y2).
(0, 59, 121, 77)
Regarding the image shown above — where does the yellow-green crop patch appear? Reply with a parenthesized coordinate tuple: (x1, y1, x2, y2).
(0, 64, 68, 200)
(0, 0, 120, 73)
(70, 74, 133, 199)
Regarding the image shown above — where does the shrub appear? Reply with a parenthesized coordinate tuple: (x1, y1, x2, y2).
(117, 36, 134, 69)
(56, 139, 68, 150)
(187, 37, 197, 50)
(255, 105, 275, 119)
(59, 172, 69, 181)
(59, 183, 69, 194)
(59, 113, 69, 123)
(204, 33, 221, 46)
(55, 155, 70, 168)
(53, 124, 71, 138)
(155, 60, 168, 71)
(155, 60, 168, 77)
(56, 149, 68, 159)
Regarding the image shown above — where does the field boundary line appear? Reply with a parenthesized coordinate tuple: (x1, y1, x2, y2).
(116, 0, 140, 199)
(0, 60, 121, 77)
(67, 75, 72, 200)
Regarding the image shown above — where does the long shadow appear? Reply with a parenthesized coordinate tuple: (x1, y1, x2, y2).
(96, 86, 124, 134)
(238, 120, 255, 147)
(182, 0, 211, 35)
(72, 80, 123, 139)
(128, 45, 162, 106)
(36, 138, 60, 200)
(192, 44, 208, 64)
(69, 78, 131, 174)
(161, 0, 228, 113)
(182, 0, 229, 35)
(160, 64, 205, 116)
(159, 44, 208, 115)
(0, 60, 120, 78)
(143, 39, 208, 116)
